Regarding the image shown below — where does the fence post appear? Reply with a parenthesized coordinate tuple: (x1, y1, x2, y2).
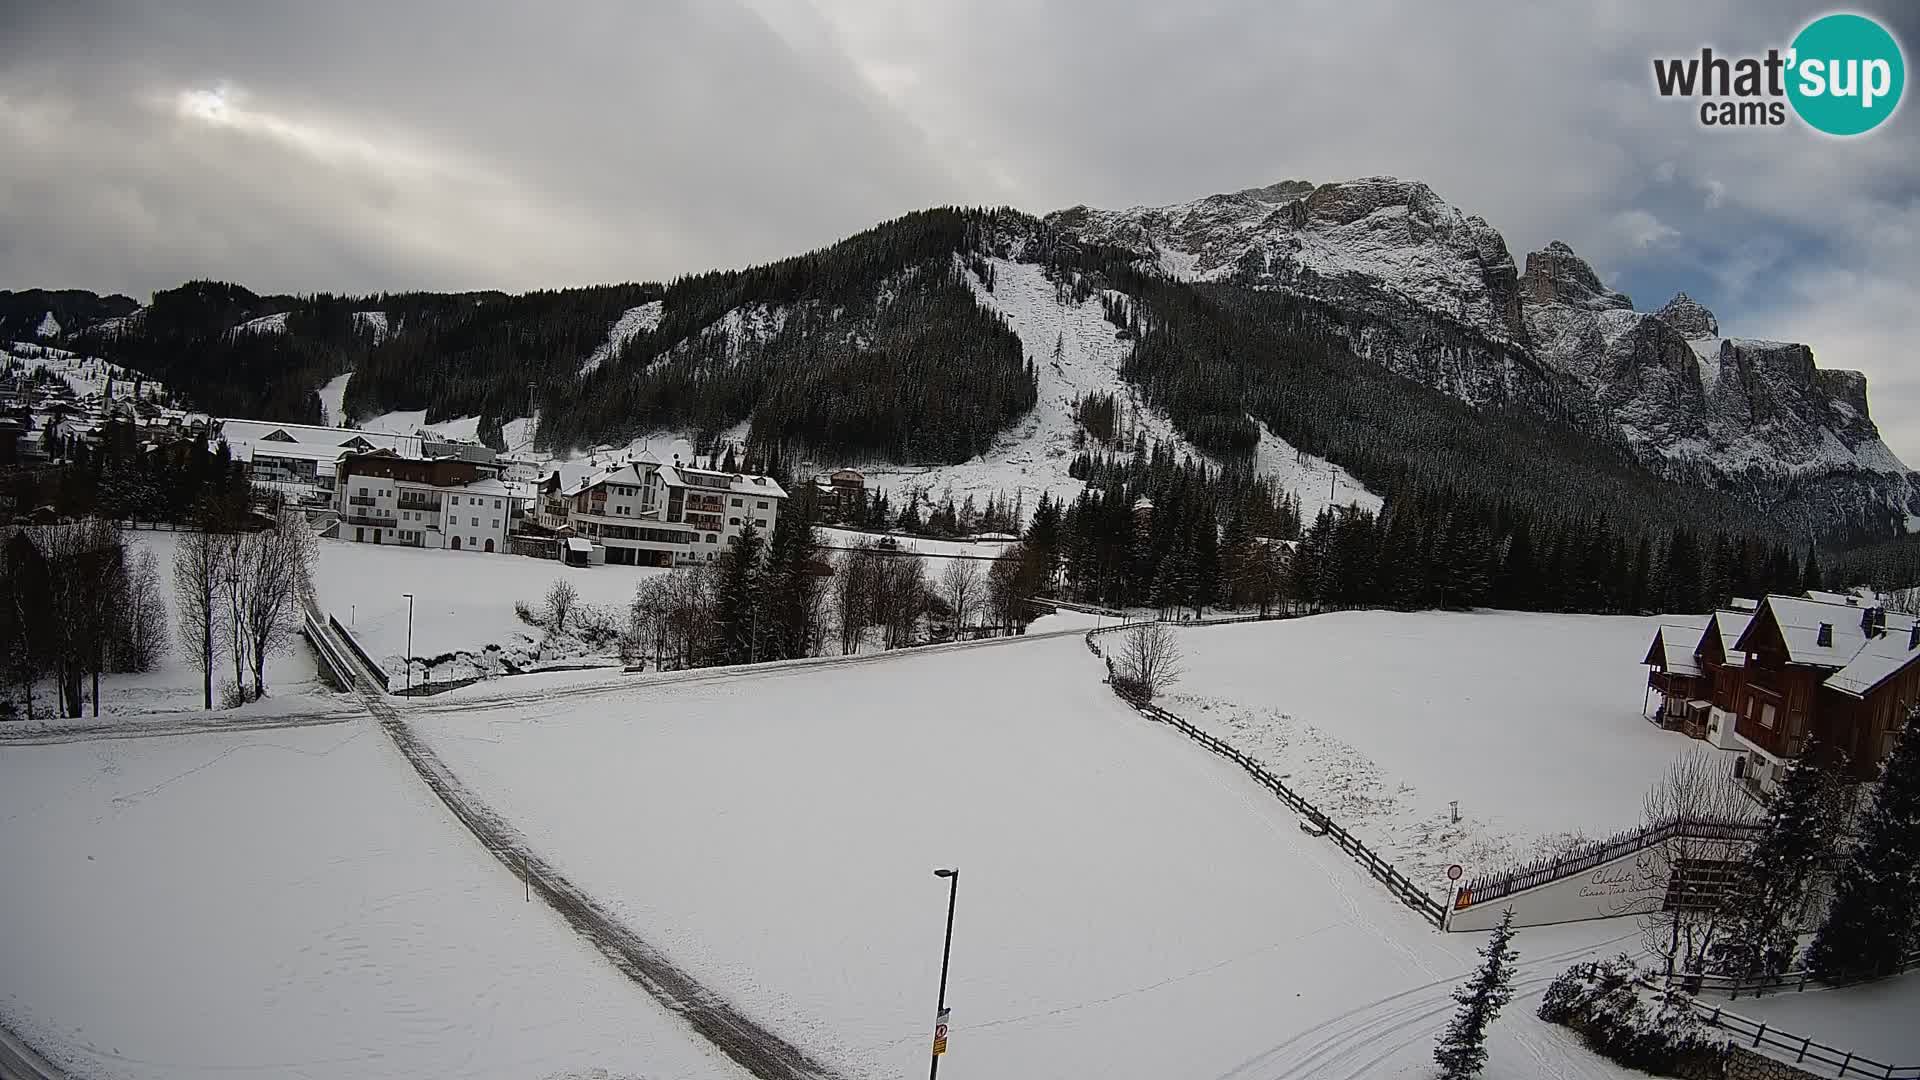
(1839, 1052, 1854, 1076)
(1797, 1037, 1809, 1063)
(1753, 1023, 1766, 1048)
(1710, 1006, 1721, 1025)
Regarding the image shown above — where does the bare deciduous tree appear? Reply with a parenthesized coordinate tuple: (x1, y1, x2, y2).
(941, 558, 982, 634)
(1639, 752, 1759, 980)
(544, 578, 581, 633)
(1116, 622, 1183, 700)
(173, 524, 228, 711)
(236, 510, 317, 698)
(116, 548, 169, 672)
(833, 543, 879, 655)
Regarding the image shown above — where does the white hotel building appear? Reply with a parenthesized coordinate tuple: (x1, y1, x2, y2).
(537, 452, 786, 566)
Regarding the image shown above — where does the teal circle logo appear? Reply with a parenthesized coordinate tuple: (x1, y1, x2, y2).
(1787, 13, 1905, 135)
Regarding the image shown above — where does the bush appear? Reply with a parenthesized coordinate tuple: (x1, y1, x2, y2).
(220, 681, 258, 709)
(514, 599, 540, 627)
(1538, 955, 1727, 1076)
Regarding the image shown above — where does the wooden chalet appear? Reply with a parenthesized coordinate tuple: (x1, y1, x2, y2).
(1726, 594, 1920, 794)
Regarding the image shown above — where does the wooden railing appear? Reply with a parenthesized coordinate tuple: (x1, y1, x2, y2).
(1643, 982, 1920, 1079)
(1086, 617, 1446, 927)
(1455, 817, 1764, 911)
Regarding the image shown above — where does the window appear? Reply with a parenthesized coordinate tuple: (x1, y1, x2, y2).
(451, 496, 460, 505)
(731, 497, 742, 507)
(757, 501, 768, 509)
(491, 519, 499, 528)
(755, 519, 767, 529)
(729, 517, 740, 526)
(1760, 703, 1777, 730)
(705, 533, 716, 544)
(358, 487, 367, 496)
(471, 516, 480, 527)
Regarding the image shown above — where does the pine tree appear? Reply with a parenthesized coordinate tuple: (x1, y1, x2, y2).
(710, 521, 766, 665)
(1801, 543, 1824, 593)
(1434, 909, 1519, 1080)
(1807, 714, 1920, 980)
(1709, 741, 1849, 980)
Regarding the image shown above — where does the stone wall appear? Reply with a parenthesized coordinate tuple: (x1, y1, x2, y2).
(1724, 1046, 1826, 1080)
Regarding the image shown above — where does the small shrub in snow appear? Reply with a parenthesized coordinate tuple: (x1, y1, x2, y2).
(1537, 955, 1727, 1076)
(514, 599, 540, 627)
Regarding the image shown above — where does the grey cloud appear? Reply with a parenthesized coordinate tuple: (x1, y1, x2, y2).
(3, 0, 1918, 460)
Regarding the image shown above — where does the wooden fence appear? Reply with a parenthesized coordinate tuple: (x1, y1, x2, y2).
(1455, 817, 1765, 911)
(1657, 987, 1920, 1079)
(1663, 947, 1920, 1000)
(1087, 622, 1445, 926)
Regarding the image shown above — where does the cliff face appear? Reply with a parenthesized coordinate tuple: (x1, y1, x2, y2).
(1050, 177, 1918, 537)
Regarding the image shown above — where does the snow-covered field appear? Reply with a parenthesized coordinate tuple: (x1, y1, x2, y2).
(0, 721, 743, 1080)
(1162, 610, 1720, 894)
(310, 538, 669, 681)
(405, 632, 1642, 1080)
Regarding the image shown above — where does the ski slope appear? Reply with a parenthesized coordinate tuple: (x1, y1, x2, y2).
(0, 721, 745, 1080)
(1164, 611, 1721, 893)
(406, 632, 1642, 1080)
(832, 257, 1380, 526)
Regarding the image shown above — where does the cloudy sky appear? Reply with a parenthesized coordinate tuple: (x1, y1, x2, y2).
(3, 1, 1918, 457)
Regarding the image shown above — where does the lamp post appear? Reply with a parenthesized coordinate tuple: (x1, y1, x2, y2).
(929, 867, 959, 1080)
(402, 592, 415, 693)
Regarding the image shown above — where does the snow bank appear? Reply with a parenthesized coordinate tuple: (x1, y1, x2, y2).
(0, 722, 743, 1080)
(407, 634, 1644, 1080)
(1164, 610, 1723, 894)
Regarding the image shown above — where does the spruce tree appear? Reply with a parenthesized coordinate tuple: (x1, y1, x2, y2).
(1807, 714, 1920, 980)
(1434, 909, 1519, 1080)
(711, 521, 766, 666)
(1708, 741, 1848, 980)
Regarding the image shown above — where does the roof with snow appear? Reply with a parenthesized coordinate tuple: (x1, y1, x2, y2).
(1733, 593, 1920, 699)
(1643, 618, 1709, 675)
(1736, 594, 1915, 670)
(1702, 609, 1755, 669)
(218, 418, 422, 462)
(1825, 626, 1920, 698)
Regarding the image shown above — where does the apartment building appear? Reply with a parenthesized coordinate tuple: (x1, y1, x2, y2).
(333, 449, 520, 552)
(537, 452, 786, 566)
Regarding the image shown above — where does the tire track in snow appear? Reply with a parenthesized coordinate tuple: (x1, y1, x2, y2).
(308, 607, 848, 1080)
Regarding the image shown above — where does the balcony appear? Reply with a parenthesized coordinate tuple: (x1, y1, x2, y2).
(397, 498, 442, 512)
(344, 513, 393, 528)
(348, 495, 379, 507)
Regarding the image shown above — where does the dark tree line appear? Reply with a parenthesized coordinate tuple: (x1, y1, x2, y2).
(1, 519, 169, 720)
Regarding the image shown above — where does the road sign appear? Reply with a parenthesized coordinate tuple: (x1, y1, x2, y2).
(1446, 864, 1464, 882)
(932, 1007, 950, 1056)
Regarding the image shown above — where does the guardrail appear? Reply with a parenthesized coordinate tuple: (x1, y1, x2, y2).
(315, 606, 389, 691)
(1088, 622, 1446, 927)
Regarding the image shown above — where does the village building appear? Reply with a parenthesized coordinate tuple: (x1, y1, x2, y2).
(535, 452, 786, 566)
(1647, 592, 1920, 799)
(331, 449, 520, 552)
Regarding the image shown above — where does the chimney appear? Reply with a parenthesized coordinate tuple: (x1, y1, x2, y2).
(1817, 623, 1833, 647)
(1862, 606, 1884, 638)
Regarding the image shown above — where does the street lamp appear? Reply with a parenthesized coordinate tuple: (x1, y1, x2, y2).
(401, 592, 415, 693)
(929, 867, 959, 1080)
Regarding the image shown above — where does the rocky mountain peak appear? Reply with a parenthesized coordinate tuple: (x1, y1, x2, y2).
(1654, 292, 1720, 339)
(1521, 241, 1633, 311)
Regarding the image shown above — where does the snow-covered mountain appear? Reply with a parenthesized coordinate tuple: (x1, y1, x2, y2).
(1049, 176, 1917, 535)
